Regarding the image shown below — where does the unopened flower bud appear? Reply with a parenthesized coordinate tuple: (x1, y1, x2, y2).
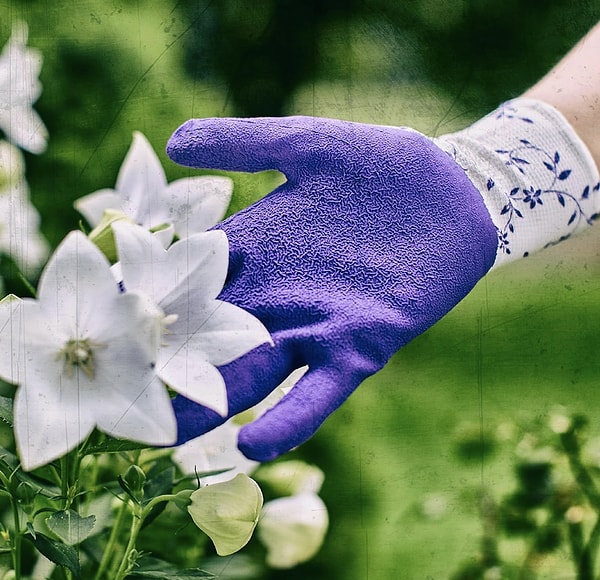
(88, 209, 134, 262)
(14, 481, 36, 506)
(256, 460, 325, 496)
(122, 465, 146, 500)
(188, 473, 263, 556)
(550, 412, 571, 434)
(565, 505, 586, 524)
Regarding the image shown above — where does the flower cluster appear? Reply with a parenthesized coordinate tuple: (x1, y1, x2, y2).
(0, 128, 271, 471)
(0, 23, 49, 286)
(0, 24, 328, 578)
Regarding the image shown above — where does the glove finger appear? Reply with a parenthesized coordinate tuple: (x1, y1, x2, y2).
(173, 341, 298, 444)
(166, 116, 343, 177)
(237, 365, 358, 462)
(172, 394, 224, 445)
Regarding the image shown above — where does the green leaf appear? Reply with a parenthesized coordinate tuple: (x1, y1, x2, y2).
(142, 466, 176, 529)
(144, 465, 176, 501)
(128, 557, 216, 579)
(128, 570, 216, 579)
(0, 395, 13, 426)
(117, 474, 140, 504)
(25, 530, 81, 579)
(128, 568, 216, 580)
(46, 509, 96, 545)
(82, 437, 152, 456)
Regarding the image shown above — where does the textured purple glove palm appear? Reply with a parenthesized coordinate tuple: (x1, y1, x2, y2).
(166, 116, 498, 461)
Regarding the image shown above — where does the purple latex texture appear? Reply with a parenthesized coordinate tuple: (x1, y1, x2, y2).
(166, 116, 498, 461)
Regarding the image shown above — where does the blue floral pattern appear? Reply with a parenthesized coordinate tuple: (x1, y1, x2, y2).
(489, 134, 600, 255)
(434, 99, 600, 265)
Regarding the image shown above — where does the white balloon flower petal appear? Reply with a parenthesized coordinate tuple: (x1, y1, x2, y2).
(172, 368, 308, 485)
(115, 131, 168, 222)
(75, 131, 232, 242)
(173, 420, 259, 485)
(0, 23, 48, 154)
(0, 232, 177, 471)
(0, 178, 49, 276)
(258, 493, 329, 569)
(112, 222, 273, 417)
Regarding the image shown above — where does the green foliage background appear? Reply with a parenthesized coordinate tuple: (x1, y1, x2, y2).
(2, 0, 600, 577)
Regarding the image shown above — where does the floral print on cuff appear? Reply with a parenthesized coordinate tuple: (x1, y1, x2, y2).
(434, 99, 600, 267)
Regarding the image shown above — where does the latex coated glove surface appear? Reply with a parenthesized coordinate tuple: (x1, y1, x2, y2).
(166, 116, 498, 461)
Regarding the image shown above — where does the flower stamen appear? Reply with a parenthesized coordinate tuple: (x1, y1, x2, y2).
(160, 313, 179, 346)
(56, 338, 104, 379)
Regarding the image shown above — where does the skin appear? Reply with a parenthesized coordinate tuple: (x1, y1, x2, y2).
(525, 21, 600, 169)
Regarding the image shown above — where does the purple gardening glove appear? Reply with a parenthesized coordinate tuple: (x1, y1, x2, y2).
(166, 116, 498, 461)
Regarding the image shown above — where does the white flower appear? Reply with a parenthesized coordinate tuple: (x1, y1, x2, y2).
(174, 420, 259, 485)
(257, 493, 329, 568)
(0, 23, 48, 154)
(255, 460, 324, 496)
(173, 367, 308, 484)
(112, 221, 272, 416)
(0, 231, 177, 471)
(75, 131, 232, 246)
(0, 178, 48, 276)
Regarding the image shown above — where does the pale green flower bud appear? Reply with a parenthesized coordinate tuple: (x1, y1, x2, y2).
(188, 473, 263, 556)
(549, 406, 571, 434)
(256, 460, 324, 496)
(88, 209, 134, 262)
(257, 492, 328, 569)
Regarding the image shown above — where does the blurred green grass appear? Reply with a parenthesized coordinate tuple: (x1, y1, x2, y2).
(308, 228, 600, 579)
(3, 2, 600, 578)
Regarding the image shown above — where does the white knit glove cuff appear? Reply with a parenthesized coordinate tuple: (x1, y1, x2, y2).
(433, 98, 600, 268)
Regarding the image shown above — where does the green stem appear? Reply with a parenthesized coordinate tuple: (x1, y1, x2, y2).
(568, 520, 585, 571)
(0, 470, 21, 579)
(59, 455, 70, 510)
(94, 498, 130, 580)
(578, 515, 600, 580)
(561, 431, 600, 511)
(479, 489, 500, 567)
(142, 494, 179, 515)
(112, 494, 178, 580)
(560, 428, 600, 578)
(9, 494, 21, 580)
(113, 509, 140, 580)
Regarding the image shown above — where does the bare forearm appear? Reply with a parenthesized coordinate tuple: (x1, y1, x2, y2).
(524, 22, 600, 168)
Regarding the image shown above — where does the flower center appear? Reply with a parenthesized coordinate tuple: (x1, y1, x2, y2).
(57, 338, 103, 379)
